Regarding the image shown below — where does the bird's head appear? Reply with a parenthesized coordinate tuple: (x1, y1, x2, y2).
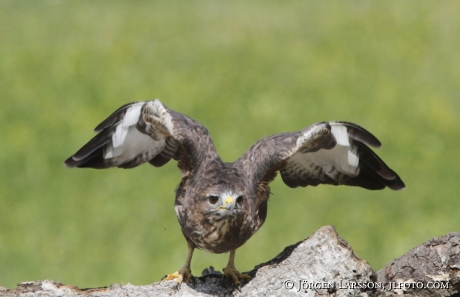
(204, 190, 245, 219)
(184, 184, 251, 252)
(186, 168, 252, 230)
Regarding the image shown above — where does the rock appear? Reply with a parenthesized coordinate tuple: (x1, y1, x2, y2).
(2, 226, 459, 297)
(377, 232, 460, 297)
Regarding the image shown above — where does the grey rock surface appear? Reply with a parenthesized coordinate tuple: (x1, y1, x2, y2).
(2, 226, 459, 297)
(377, 232, 460, 297)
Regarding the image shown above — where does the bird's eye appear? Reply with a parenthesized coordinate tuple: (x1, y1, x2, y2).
(236, 196, 244, 206)
(208, 195, 219, 204)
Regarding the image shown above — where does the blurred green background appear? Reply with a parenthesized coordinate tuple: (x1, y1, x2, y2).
(1, 0, 459, 289)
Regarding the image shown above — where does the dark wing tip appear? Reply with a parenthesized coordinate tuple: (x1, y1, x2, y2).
(387, 173, 406, 191)
(350, 163, 405, 191)
(64, 128, 114, 169)
(64, 157, 78, 168)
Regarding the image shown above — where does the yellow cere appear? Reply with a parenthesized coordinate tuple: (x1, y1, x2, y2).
(225, 196, 235, 205)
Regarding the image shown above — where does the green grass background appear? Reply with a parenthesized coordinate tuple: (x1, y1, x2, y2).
(1, 0, 459, 289)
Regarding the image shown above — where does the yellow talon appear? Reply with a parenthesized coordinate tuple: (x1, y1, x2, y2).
(223, 266, 251, 285)
(163, 267, 193, 283)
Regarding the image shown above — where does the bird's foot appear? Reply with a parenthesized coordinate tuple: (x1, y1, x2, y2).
(162, 266, 194, 284)
(222, 265, 250, 286)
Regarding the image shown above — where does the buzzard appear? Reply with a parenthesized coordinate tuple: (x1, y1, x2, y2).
(65, 99, 404, 284)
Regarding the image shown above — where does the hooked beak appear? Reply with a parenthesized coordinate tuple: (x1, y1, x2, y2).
(217, 196, 235, 213)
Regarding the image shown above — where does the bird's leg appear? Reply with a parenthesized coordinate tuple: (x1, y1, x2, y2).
(222, 249, 251, 285)
(163, 241, 195, 283)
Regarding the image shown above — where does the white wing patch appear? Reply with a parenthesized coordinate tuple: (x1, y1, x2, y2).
(331, 125, 359, 167)
(112, 123, 129, 149)
(309, 144, 359, 176)
(331, 125, 359, 168)
(347, 145, 359, 167)
(287, 123, 361, 184)
(101, 102, 167, 166)
(122, 104, 143, 128)
(104, 126, 164, 160)
(331, 125, 350, 146)
(112, 104, 143, 148)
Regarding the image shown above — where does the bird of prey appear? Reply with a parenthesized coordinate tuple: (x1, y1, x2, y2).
(65, 99, 405, 285)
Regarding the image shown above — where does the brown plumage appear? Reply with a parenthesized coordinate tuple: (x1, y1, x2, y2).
(65, 99, 405, 284)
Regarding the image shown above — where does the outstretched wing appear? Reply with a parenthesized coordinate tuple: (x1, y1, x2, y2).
(64, 99, 219, 176)
(236, 121, 405, 192)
